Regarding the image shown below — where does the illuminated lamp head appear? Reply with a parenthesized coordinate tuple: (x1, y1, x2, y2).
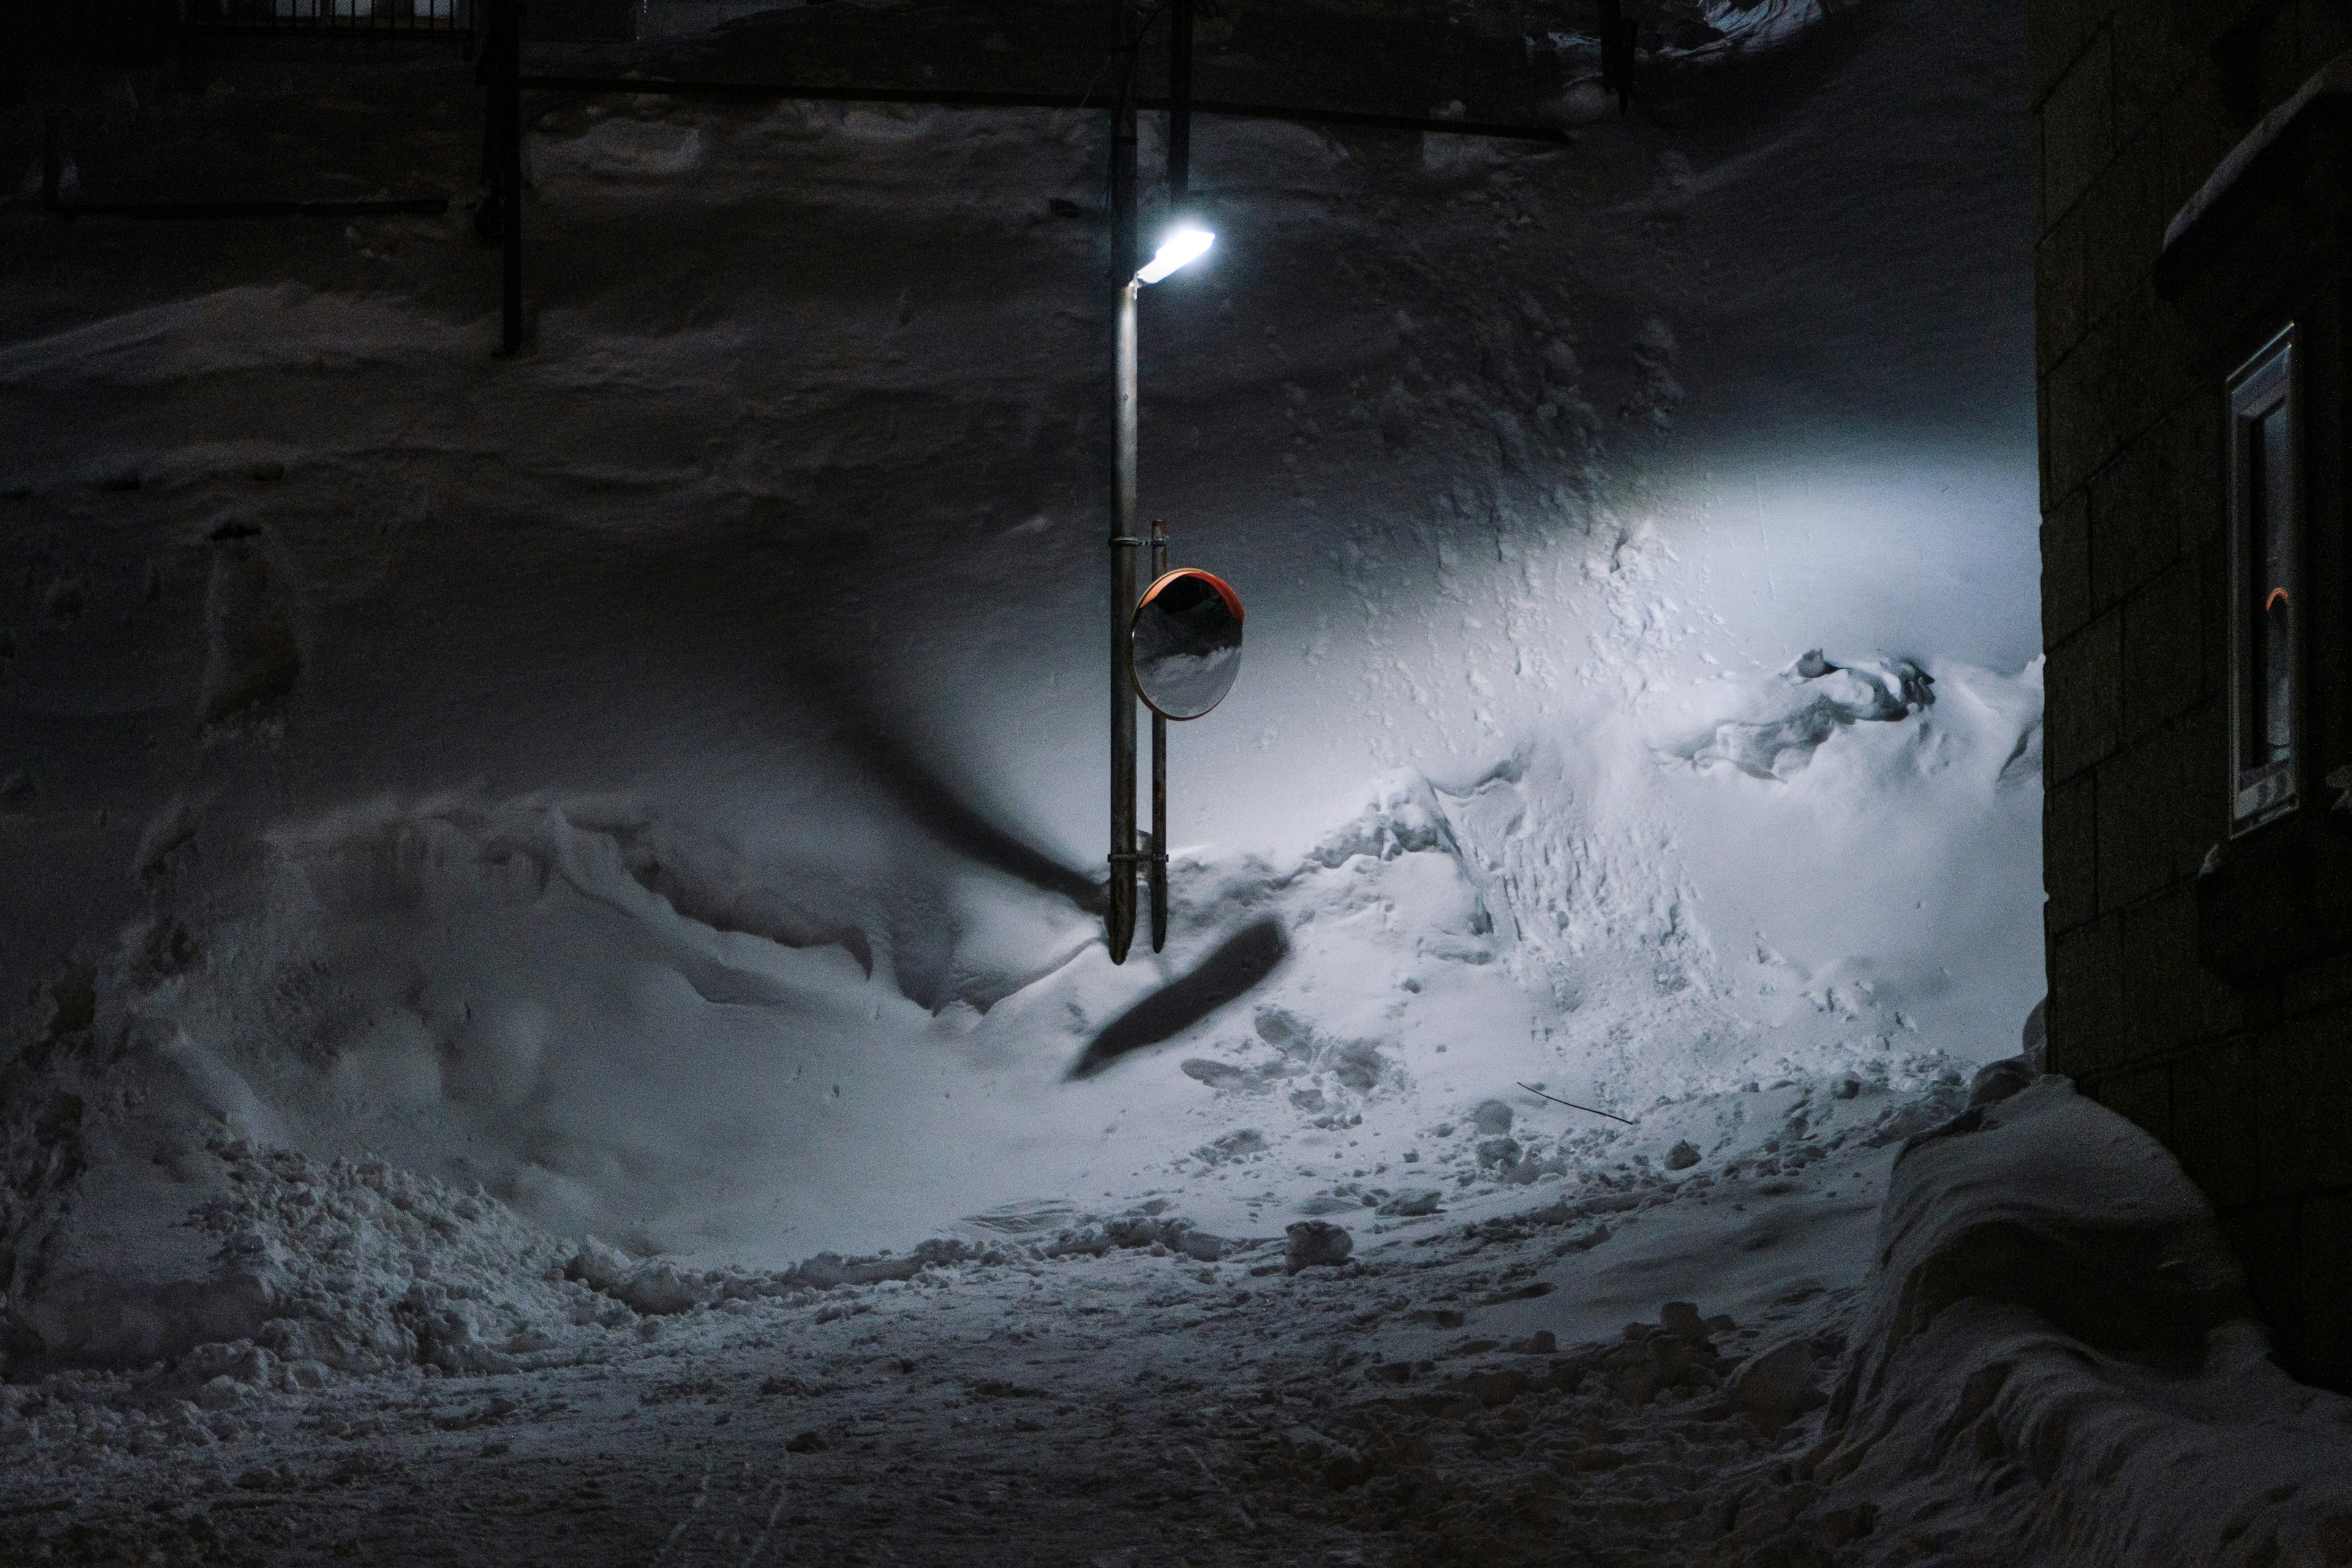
(1135, 227, 1215, 285)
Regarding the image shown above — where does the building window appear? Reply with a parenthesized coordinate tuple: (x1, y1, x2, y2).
(2228, 325, 2299, 832)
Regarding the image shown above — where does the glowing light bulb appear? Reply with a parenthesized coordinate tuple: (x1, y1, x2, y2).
(1136, 227, 1214, 285)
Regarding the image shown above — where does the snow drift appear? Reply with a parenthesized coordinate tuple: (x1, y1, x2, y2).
(1807, 1077, 2352, 1565)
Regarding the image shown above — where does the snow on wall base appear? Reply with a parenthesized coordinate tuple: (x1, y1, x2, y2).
(1802, 1079, 2352, 1566)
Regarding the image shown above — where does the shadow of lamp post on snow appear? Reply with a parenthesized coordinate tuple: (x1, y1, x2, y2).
(1070, 916, 1285, 1080)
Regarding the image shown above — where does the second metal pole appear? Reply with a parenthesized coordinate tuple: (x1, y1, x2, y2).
(1150, 0, 1185, 956)
(1150, 519, 1169, 952)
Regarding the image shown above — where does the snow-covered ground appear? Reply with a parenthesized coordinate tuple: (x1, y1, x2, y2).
(4, 0, 2345, 1560)
(6, 1069, 2348, 1565)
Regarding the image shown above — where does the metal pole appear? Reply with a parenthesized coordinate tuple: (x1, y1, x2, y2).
(1149, 518, 1168, 952)
(1107, 0, 1140, 963)
(1110, 277, 1139, 964)
(1168, 0, 1192, 209)
(497, 0, 524, 355)
(1110, 0, 1139, 273)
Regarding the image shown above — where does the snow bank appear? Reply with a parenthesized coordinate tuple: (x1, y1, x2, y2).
(0, 1016, 602, 1378)
(1, 639, 2038, 1347)
(1805, 1077, 2352, 1564)
(1, 0, 2050, 1398)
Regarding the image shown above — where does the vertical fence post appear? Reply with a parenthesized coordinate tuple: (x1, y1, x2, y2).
(1167, 0, 1191, 210)
(494, 0, 523, 354)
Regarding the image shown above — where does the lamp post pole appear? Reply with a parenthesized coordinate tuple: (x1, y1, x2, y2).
(1108, 3, 1216, 961)
(1110, 275, 1140, 963)
(1107, 0, 1141, 963)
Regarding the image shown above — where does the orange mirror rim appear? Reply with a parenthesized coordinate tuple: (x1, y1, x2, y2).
(1130, 568, 1245, 720)
(1136, 567, 1244, 622)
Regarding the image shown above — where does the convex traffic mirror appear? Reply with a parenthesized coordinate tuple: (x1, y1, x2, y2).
(1130, 568, 1245, 720)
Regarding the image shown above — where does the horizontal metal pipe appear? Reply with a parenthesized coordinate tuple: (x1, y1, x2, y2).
(44, 196, 450, 219)
(518, 75, 1099, 108)
(516, 75, 1574, 143)
(1153, 97, 1569, 143)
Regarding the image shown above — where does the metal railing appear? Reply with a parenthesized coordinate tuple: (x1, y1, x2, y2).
(176, 0, 473, 35)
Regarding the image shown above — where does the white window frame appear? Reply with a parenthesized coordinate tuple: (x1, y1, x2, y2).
(2227, 324, 2301, 834)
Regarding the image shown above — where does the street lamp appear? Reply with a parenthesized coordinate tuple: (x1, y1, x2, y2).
(1136, 227, 1215, 284)
(1108, 225, 1215, 965)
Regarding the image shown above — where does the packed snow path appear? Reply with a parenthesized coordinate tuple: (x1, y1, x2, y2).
(0, 1079, 1941, 1568)
(0, 1240, 1861, 1568)
(9, 1074, 2351, 1568)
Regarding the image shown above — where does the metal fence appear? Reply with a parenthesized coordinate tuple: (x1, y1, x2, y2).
(176, 0, 474, 34)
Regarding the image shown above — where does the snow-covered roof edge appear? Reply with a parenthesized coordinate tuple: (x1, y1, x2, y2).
(2162, 51, 2352, 256)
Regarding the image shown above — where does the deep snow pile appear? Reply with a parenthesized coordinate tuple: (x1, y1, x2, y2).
(0, 1020, 602, 1377)
(1807, 1077, 2352, 1566)
(0, 636, 2037, 1302)
(7, 0, 2038, 1359)
(6, 658, 2013, 1380)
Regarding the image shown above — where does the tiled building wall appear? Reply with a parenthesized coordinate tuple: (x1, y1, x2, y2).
(2034, 0, 2352, 1392)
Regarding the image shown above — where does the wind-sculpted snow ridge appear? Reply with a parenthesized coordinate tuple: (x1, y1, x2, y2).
(1545, 0, 1849, 69)
(0, 631, 2042, 1340)
(1683, 650, 1937, 780)
(1800, 1076, 2352, 1566)
(1671, 0, 1850, 59)
(275, 791, 881, 994)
